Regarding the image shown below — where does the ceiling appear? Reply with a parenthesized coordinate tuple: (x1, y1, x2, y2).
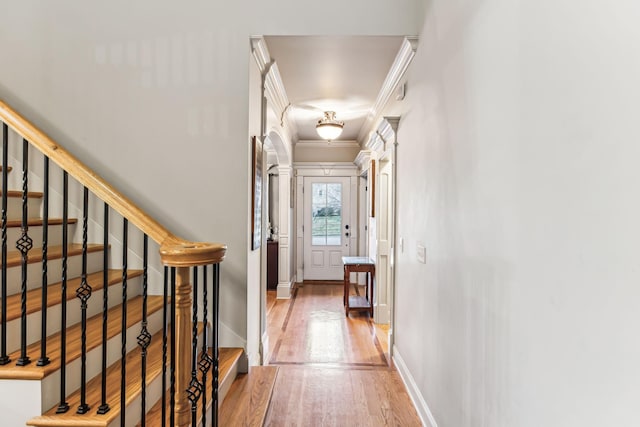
(263, 36, 405, 143)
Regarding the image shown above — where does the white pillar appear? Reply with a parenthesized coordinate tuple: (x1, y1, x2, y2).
(276, 165, 293, 298)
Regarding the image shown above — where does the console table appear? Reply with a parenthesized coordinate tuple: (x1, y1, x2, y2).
(342, 256, 375, 317)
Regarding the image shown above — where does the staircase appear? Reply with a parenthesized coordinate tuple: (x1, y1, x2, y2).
(0, 100, 256, 426)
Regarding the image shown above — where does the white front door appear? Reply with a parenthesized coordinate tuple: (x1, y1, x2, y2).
(303, 177, 351, 280)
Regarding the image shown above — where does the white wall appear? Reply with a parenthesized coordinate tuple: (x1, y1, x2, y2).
(393, 1, 640, 426)
(0, 1, 420, 348)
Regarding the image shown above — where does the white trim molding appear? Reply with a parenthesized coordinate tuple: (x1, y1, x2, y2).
(358, 36, 418, 144)
(295, 140, 360, 148)
(353, 150, 373, 174)
(250, 36, 299, 143)
(261, 331, 270, 364)
(393, 345, 438, 427)
(366, 116, 401, 156)
(276, 280, 293, 299)
(294, 162, 359, 177)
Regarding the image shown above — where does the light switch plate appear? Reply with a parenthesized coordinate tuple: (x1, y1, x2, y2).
(417, 243, 426, 264)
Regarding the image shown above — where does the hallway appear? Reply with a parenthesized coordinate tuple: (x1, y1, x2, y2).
(264, 283, 421, 426)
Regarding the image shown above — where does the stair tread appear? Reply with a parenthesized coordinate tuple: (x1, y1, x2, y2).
(27, 324, 205, 427)
(219, 366, 279, 427)
(0, 190, 43, 198)
(0, 243, 104, 269)
(1, 269, 143, 323)
(5, 217, 78, 228)
(0, 294, 164, 380)
(140, 347, 244, 427)
(0, 165, 12, 172)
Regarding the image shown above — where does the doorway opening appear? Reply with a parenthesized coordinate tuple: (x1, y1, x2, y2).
(251, 34, 415, 367)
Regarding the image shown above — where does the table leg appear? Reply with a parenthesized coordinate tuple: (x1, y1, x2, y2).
(344, 266, 349, 316)
(370, 268, 375, 317)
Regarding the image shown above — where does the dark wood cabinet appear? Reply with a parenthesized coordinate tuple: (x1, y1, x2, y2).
(267, 240, 278, 290)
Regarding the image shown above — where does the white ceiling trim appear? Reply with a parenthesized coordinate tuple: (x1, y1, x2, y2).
(250, 36, 271, 71)
(353, 150, 373, 171)
(357, 36, 418, 144)
(366, 116, 400, 154)
(250, 36, 299, 142)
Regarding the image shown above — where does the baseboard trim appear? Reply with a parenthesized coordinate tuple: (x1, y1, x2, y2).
(393, 345, 438, 427)
(261, 331, 270, 365)
(374, 303, 390, 324)
(276, 280, 293, 299)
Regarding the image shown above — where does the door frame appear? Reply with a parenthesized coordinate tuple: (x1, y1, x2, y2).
(303, 176, 352, 281)
(360, 117, 400, 353)
(294, 163, 359, 283)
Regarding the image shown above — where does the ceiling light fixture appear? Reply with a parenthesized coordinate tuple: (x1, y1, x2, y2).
(316, 111, 344, 141)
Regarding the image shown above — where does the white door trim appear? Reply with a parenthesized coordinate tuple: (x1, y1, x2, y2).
(294, 164, 358, 282)
(303, 176, 350, 281)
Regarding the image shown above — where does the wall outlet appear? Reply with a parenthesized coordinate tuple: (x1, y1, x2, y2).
(417, 243, 426, 264)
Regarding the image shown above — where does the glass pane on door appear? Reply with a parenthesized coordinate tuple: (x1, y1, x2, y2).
(311, 183, 342, 245)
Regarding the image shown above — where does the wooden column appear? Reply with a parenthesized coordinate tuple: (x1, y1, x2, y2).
(174, 266, 192, 426)
(160, 241, 226, 427)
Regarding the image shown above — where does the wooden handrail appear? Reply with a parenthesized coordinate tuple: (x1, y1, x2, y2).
(0, 100, 226, 266)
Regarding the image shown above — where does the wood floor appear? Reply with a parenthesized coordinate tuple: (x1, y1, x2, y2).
(264, 282, 422, 426)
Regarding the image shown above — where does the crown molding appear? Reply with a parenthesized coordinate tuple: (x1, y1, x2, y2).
(250, 36, 271, 71)
(357, 36, 418, 144)
(366, 116, 400, 153)
(250, 36, 299, 143)
(354, 150, 373, 169)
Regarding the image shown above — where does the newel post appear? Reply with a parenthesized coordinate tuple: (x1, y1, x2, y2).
(160, 240, 226, 427)
(174, 266, 193, 425)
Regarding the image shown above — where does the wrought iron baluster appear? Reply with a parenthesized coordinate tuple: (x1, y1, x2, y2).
(76, 187, 91, 414)
(16, 139, 33, 366)
(170, 267, 176, 427)
(98, 202, 110, 414)
(120, 218, 128, 427)
(187, 267, 202, 426)
(37, 156, 50, 366)
(200, 266, 213, 426)
(212, 263, 220, 427)
(56, 170, 70, 413)
(138, 234, 151, 426)
(0, 123, 10, 366)
(162, 266, 168, 427)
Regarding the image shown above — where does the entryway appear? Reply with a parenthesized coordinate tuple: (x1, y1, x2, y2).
(303, 176, 351, 281)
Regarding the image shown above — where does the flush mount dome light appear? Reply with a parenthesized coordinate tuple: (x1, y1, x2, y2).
(316, 111, 344, 141)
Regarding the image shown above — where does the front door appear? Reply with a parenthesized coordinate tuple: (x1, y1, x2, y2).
(303, 177, 350, 280)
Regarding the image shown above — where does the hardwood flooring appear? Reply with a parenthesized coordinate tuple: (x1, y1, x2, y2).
(264, 282, 422, 426)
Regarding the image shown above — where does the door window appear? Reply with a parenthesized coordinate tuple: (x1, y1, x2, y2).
(311, 183, 342, 245)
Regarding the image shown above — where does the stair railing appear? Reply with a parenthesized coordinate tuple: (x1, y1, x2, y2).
(0, 100, 225, 427)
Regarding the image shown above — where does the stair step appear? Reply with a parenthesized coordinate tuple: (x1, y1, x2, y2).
(5, 218, 79, 248)
(0, 165, 12, 172)
(5, 217, 77, 228)
(0, 295, 164, 380)
(140, 347, 244, 427)
(26, 324, 204, 427)
(0, 243, 104, 269)
(0, 190, 43, 198)
(219, 366, 279, 427)
(0, 190, 43, 219)
(1, 269, 142, 323)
